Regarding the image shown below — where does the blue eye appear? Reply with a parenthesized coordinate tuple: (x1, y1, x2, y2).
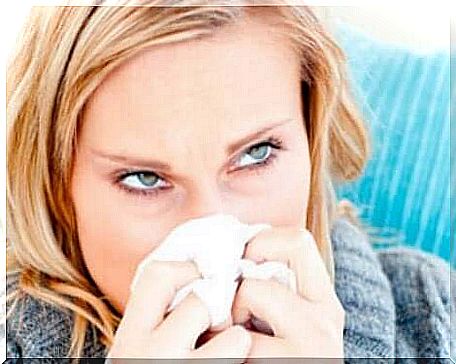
(239, 143, 273, 168)
(113, 136, 284, 199)
(121, 172, 164, 190)
(114, 171, 168, 198)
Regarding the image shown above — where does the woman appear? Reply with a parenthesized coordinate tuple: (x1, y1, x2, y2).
(5, 1, 453, 362)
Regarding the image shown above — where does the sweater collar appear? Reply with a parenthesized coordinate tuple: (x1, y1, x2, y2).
(331, 217, 396, 358)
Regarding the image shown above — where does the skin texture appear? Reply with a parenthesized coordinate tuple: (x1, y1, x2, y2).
(72, 16, 309, 314)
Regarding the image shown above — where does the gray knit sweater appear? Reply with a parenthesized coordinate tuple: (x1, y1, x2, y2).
(5, 218, 455, 362)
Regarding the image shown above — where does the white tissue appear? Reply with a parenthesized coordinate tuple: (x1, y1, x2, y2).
(130, 213, 297, 330)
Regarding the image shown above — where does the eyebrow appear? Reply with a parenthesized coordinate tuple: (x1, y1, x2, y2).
(89, 118, 293, 171)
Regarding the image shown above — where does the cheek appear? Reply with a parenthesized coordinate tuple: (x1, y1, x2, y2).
(274, 135, 311, 227)
(76, 219, 151, 314)
(71, 163, 170, 314)
(238, 145, 310, 229)
(269, 153, 310, 227)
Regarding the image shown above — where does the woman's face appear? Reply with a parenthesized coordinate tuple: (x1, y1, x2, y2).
(71, 17, 310, 314)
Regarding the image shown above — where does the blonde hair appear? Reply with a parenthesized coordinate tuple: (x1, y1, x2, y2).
(6, 1, 370, 359)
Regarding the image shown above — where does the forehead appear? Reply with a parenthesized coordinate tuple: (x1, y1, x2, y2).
(81, 15, 302, 159)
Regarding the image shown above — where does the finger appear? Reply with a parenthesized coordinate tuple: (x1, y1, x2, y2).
(244, 227, 332, 302)
(248, 331, 342, 361)
(232, 278, 303, 339)
(155, 292, 210, 350)
(210, 315, 232, 332)
(247, 331, 290, 358)
(190, 325, 252, 359)
(122, 261, 201, 333)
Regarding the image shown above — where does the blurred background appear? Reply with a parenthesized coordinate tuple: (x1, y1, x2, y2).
(323, 7, 453, 268)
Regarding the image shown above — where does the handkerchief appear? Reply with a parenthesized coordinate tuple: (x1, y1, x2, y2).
(130, 213, 297, 331)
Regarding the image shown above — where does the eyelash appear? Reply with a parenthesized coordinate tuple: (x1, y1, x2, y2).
(112, 136, 284, 200)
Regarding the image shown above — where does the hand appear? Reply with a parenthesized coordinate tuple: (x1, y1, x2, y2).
(232, 226, 345, 359)
(107, 260, 252, 362)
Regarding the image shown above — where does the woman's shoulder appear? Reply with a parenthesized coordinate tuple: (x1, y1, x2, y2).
(375, 244, 454, 291)
(6, 271, 76, 359)
(331, 217, 453, 303)
(375, 245, 453, 317)
(376, 246, 455, 359)
(331, 217, 454, 359)
(5, 271, 107, 360)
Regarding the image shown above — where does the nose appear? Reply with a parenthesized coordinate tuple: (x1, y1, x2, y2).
(184, 181, 226, 221)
